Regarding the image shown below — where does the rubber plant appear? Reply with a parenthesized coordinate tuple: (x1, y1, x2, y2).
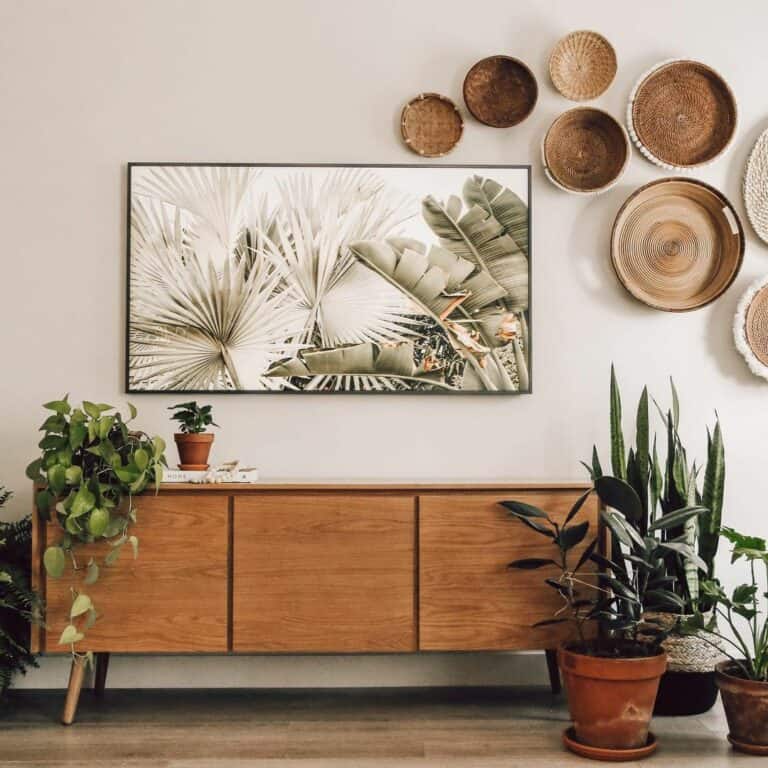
(26, 397, 165, 663)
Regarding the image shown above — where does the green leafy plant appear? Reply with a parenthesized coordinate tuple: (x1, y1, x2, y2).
(26, 397, 165, 657)
(0, 487, 41, 694)
(502, 475, 707, 657)
(587, 366, 725, 614)
(684, 528, 768, 681)
(168, 402, 218, 434)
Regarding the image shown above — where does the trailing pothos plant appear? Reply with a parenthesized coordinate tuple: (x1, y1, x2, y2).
(502, 475, 708, 657)
(26, 397, 165, 660)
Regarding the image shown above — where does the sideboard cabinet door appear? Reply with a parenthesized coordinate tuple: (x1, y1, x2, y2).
(419, 490, 597, 651)
(43, 494, 229, 653)
(233, 494, 416, 652)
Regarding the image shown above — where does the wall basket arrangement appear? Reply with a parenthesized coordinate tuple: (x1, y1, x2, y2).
(734, 274, 768, 381)
(627, 59, 738, 170)
(743, 126, 768, 245)
(400, 93, 464, 158)
(542, 107, 629, 194)
(548, 30, 617, 101)
(611, 178, 744, 311)
(463, 55, 538, 127)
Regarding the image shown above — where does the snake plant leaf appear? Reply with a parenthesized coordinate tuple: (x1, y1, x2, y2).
(421, 190, 529, 310)
(609, 365, 626, 481)
(462, 175, 529, 257)
(658, 541, 708, 573)
(635, 386, 650, 523)
(700, 418, 725, 574)
(648, 506, 707, 531)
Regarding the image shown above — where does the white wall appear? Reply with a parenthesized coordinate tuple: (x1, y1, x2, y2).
(2, 0, 767, 689)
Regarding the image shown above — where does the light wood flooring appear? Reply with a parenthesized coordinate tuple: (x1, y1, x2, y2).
(0, 687, 757, 767)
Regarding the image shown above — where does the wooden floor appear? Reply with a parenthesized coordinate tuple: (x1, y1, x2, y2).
(0, 687, 755, 766)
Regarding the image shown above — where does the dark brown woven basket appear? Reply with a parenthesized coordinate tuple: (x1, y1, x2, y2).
(400, 93, 464, 158)
(629, 60, 737, 168)
(463, 55, 538, 127)
(543, 108, 629, 193)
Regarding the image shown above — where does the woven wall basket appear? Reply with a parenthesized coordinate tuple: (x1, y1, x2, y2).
(744, 127, 768, 245)
(549, 30, 617, 101)
(611, 178, 744, 311)
(400, 93, 463, 158)
(734, 274, 768, 381)
(627, 59, 738, 171)
(463, 55, 538, 127)
(543, 107, 629, 194)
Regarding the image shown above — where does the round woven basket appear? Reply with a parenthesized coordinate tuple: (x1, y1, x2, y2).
(744, 127, 768, 244)
(644, 612, 725, 674)
(734, 274, 768, 381)
(611, 178, 744, 311)
(400, 93, 463, 158)
(463, 55, 538, 127)
(543, 107, 629, 194)
(549, 30, 617, 101)
(627, 59, 737, 170)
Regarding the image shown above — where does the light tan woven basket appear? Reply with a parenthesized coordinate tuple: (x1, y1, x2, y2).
(734, 275, 768, 380)
(549, 30, 617, 101)
(744, 127, 768, 244)
(463, 55, 538, 127)
(400, 93, 463, 158)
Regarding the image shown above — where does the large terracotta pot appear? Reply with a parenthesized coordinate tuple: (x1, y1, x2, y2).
(716, 661, 768, 754)
(174, 432, 214, 470)
(559, 646, 667, 750)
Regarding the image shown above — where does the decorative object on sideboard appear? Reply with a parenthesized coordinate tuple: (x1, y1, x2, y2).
(548, 30, 617, 101)
(733, 274, 768, 381)
(542, 107, 629, 194)
(627, 59, 737, 170)
(169, 401, 218, 470)
(743, 127, 768, 245)
(611, 178, 744, 311)
(128, 164, 531, 393)
(163, 461, 259, 484)
(462, 55, 538, 127)
(400, 93, 463, 157)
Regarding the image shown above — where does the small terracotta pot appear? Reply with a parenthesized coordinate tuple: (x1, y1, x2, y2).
(559, 646, 667, 751)
(716, 661, 768, 754)
(174, 432, 214, 470)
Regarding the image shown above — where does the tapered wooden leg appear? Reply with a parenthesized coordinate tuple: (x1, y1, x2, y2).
(94, 653, 110, 696)
(62, 655, 87, 725)
(545, 649, 561, 694)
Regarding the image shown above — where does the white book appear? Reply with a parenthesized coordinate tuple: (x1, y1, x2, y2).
(162, 468, 259, 484)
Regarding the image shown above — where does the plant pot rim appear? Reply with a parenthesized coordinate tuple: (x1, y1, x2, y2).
(174, 432, 215, 441)
(716, 660, 768, 690)
(560, 642, 666, 661)
(559, 644, 667, 681)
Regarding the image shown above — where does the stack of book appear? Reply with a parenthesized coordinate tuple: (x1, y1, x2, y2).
(162, 468, 259, 484)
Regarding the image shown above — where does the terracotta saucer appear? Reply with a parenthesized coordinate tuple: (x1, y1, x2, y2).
(178, 463, 210, 471)
(562, 727, 657, 761)
(728, 734, 768, 755)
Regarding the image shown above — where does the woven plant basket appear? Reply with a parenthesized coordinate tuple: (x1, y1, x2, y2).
(400, 93, 464, 158)
(463, 55, 538, 127)
(744, 127, 768, 245)
(734, 274, 768, 381)
(549, 30, 617, 101)
(644, 612, 725, 674)
(542, 107, 629, 194)
(627, 59, 738, 171)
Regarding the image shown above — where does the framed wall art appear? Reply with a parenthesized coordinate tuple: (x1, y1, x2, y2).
(126, 163, 531, 394)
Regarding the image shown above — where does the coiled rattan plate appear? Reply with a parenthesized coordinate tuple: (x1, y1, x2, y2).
(549, 30, 617, 101)
(400, 93, 463, 158)
(611, 178, 744, 311)
(734, 275, 768, 380)
(744, 127, 768, 244)
(628, 59, 737, 170)
(543, 108, 629, 194)
(463, 55, 538, 127)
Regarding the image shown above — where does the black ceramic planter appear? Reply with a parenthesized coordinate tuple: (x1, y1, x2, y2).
(654, 670, 719, 716)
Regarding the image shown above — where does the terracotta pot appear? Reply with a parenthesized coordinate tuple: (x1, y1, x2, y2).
(174, 432, 214, 470)
(558, 646, 667, 751)
(716, 661, 768, 754)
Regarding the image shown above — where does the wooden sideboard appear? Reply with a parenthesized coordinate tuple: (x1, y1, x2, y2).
(31, 482, 596, 724)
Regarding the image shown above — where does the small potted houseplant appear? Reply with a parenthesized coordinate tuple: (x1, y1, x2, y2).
(683, 528, 768, 754)
(503, 474, 705, 760)
(168, 402, 218, 470)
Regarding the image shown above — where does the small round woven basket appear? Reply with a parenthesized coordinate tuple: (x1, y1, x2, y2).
(644, 612, 725, 674)
(463, 55, 538, 127)
(734, 274, 768, 381)
(611, 178, 744, 311)
(549, 30, 617, 101)
(400, 93, 463, 158)
(542, 107, 629, 194)
(627, 59, 737, 170)
(744, 127, 768, 245)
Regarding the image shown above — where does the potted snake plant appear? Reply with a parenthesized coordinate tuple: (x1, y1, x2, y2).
(590, 368, 725, 715)
(502, 475, 706, 760)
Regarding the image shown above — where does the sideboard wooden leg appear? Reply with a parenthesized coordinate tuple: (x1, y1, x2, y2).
(545, 649, 561, 694)
(61, 655, 87, 725)
(94, 653, 110, 696)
